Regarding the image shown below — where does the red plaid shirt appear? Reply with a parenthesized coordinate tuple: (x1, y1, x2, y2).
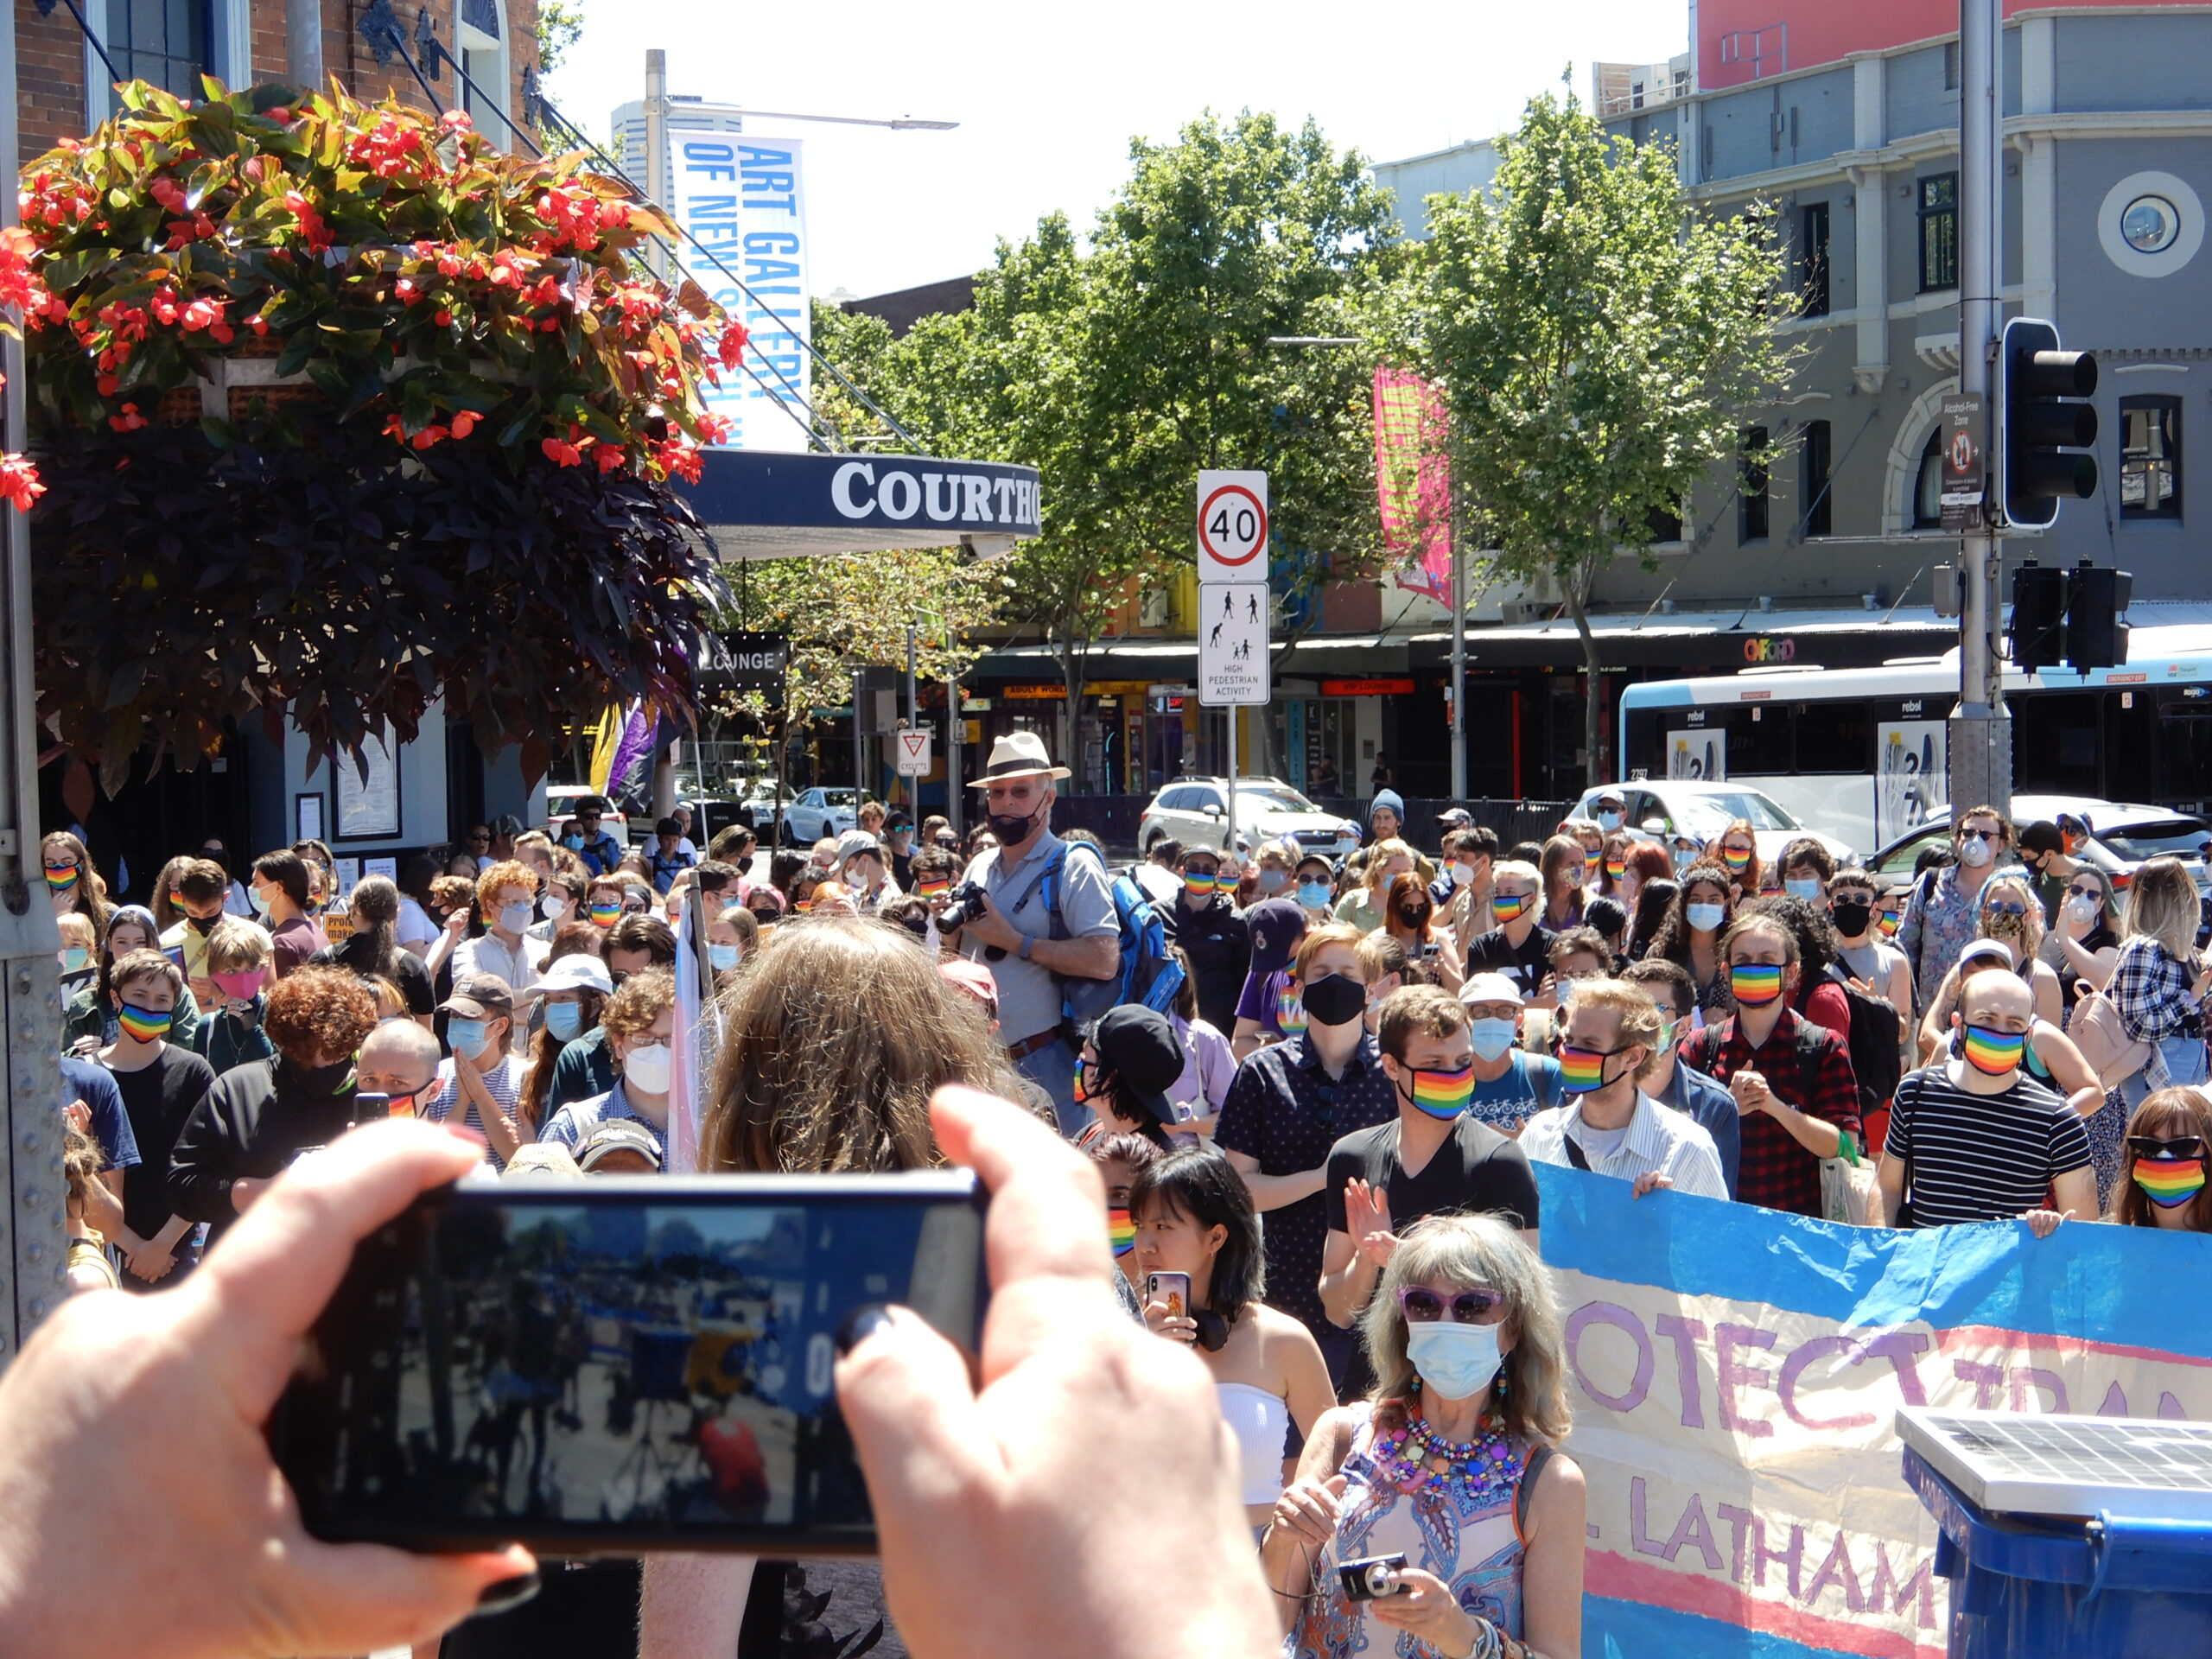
(1679, 1008, 1861, 1216)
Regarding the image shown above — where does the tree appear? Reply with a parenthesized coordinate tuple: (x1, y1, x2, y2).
(536, 0, 584, 75)
(1408, 89, 1798, 784)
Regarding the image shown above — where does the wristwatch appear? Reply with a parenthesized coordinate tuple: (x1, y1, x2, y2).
(1018, 934, 1033, 962)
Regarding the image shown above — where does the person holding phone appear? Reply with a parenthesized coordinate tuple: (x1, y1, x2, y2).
(1262, 1213, 1584, 1659)
(1133, 1148, 1334, 1533)
(355, 1019, 443, 1122)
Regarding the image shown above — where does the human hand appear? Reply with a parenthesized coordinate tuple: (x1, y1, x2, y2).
(1142, 1297, 1198, 1345)
(1630, 1172, 1676, 1200)
(1268, 1472, 1347, 1554)
(0, 1119, 532, 1659)
(1530, 972, 1559, 1012)
(62, 1098, 91, 1136)
(229, 1177, 266, 1215)
(835, 1086, 1274, 1659)
(1345, 1179, 1399, 1268)
(68, 1035, 99, 1058)
(956, 895, 1021, 956)
(125, 1237, 176, 1282)
(2024, 1208, 2074, 1239)
(1363, 1566, 1479, 1652)
(445, 909, 470, 939)
(188, 975, 219, 1007)
(1730, 1069, 1773, 1116)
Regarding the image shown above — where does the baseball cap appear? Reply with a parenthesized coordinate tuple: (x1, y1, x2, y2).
(2018, 820, 2064, 856)
(1244, 898, 1310, 976)
(1090, 1005, 1184, 1126)
(835, 830, 881, 865)
(1957, 938, 2017, 974)
(1592, 788, 1627, 807)
(577, 1119, 665, 1172)
(2056, 811, 2094, 837)
(531, 953, 614, 998)
(1459, 972, 1525, 1008)
(501, 1143, 584, 1182)
(1437, 808, 1473, 829)
(440, 971, 514, 1020)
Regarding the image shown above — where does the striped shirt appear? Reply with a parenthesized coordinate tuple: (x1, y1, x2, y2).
(1885, 1064, 2089, 1227)
(1519, 1092, 1730, 1199)
(423, 1054, 525, 1169)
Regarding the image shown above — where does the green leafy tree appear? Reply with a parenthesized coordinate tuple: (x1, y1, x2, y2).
(1409, 88, 1798, 783)
(537, 0, 584, 75)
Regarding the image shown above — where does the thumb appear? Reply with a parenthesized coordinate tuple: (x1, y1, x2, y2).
(1325, 1472, 1349, 1497)
(834, 1306, 992, 1526)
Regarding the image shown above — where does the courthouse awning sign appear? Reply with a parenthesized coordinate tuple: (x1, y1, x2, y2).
(677, 449, 1043, 563)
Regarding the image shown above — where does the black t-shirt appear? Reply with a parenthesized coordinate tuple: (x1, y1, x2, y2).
(311, 933, 436, 1015)
(1156, 893, 1251, 1032)
(1324, 1114, 1543, 1238)
(1885, 1064, 2090, 1227)
(1464, 924, 1555, 999)
(108, 1044, 215, 1243)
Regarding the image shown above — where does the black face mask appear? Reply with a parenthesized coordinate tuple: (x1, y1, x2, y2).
(1831, 899, 1873, 938)
(1300, 972, 1369, 1028)
(187, 912, 219, 936)
(987, 804, 1040, 845)
(1398, 907, 1432, 930)
(281, 1056, 356, 1097)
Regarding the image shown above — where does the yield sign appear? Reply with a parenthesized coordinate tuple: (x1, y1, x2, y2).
(895, 729, 933, 776)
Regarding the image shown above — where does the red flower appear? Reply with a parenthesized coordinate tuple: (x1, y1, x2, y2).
(594, 442, 626, 474)
(410, 424, 448, 450)
(434, 308, 452, 326)
(95, 372, 118, 395)
(541, 436, 582, 467)
(264, 105, 291, 123)
(108, 404, 147, 433)
(439, 109, 474, 132)
(0, 454, 43, 512)
(449, 410, 478, 438)
(718, 323, 748, 369)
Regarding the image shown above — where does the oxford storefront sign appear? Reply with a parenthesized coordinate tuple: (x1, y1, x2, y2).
(677, 448, 1043, 562)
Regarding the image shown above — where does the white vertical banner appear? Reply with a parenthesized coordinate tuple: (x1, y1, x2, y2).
(665, 128, 813, 453)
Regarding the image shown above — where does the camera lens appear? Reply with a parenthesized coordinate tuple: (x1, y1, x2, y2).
(1365, 1565, 1391, 1596)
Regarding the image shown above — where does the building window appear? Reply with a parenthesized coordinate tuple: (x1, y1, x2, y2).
(1919, 174, 1959, 293)
(1739, 426, 1770, 543)
(1801, 420, 1833, 537)
(1943, 40, 1961, 91)
(2120, 395, 2183, 520)
(1913, 428, 1944, 528)
(1799, 202, 1831, 317)
(458, 0, 507, 140)
(106, 0, 213, 99)
(1646, 498, 1684, 543)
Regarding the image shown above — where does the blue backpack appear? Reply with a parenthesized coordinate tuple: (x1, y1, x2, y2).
(1037, 841, 1185, 1030)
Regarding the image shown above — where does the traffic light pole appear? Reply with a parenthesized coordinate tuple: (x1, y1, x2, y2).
(1949, 0, 2010, 827)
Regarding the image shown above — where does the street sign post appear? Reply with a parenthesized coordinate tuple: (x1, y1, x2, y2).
(895, 728, 931, 777)
(1197, 472, 1268, 853)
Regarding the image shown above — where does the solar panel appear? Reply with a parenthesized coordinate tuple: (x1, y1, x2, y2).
(1898, 1407, 2212, 1520)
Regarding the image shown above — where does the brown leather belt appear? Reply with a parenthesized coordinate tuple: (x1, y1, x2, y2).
(1003, 1030, 1062, 1063)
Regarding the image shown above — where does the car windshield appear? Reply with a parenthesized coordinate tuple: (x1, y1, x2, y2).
(1240, 787, 1319, 815)
(1674, 791, 1802, 836)
(820, 790, 859, 806)
(2099, 818, 2211, 861)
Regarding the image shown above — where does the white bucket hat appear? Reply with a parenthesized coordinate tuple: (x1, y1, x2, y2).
(970, 729, 1071, 785)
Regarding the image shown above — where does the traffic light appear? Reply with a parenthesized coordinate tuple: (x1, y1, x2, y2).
(2007, 560, 2067, 671)
(2066, 563, 2131, 672)
(1997, 318, 2098, 530)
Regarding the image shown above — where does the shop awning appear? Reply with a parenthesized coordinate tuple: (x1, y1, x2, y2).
(675, 448, 1042, 563)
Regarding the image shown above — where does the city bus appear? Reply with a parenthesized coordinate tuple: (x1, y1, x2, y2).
(1618, 619, 2212, 856)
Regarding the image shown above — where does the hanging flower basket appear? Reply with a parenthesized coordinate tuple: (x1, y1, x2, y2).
(19, 78, 754, 789)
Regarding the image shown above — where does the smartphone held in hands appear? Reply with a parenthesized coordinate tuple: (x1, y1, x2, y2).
(1145, 1271, 1191, 1320)
(269, 1170, 987, 1555)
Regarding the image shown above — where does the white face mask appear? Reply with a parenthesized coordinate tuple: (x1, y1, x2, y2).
(1959, 835, 1995, 869)
(1404, 1319, 1503, 1401)
(1686, 901, 1726, 933)
(623, 1041, 673, 1094)
(540, 893, 572, 922)
(2065, 895, 2099, 926)
(1449, 862, 1472, 889)
(496, 902, 533, 935)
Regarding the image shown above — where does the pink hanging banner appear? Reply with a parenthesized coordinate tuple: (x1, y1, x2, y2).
(1373, 366, 1452, 603)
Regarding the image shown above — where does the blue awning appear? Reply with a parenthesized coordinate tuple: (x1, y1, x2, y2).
(675, 448, 1042, 562)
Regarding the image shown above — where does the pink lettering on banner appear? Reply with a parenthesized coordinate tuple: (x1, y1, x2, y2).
(1565, 1300, 1655, 1413)
(1952, 1357, 2006, 1410)
(1805, 1531, 1868, 1613)
(1654, 1313, 1709, 1428)
(1717, 1503, 1754, 1583)
(1778, 1336, 1877, 1432)
(1751, 1518, 1806, 1599)
(1870, 1541, 1937, 1628)
(1715, 1323, 1777, 1436)
(2010, 1366, 2069, 1414)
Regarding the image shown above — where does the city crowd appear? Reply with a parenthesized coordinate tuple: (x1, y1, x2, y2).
(22, 734, 2212, 1659)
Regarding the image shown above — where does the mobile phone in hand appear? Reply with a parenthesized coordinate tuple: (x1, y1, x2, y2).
(1145, 1270, 1191, 1320)
(269, 1169, 987, 1555)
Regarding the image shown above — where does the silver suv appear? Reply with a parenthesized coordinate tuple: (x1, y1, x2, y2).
(1137, 776, 1361, 861)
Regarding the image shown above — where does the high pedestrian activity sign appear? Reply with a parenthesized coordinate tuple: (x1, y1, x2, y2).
(1197, 471, 1269, 707)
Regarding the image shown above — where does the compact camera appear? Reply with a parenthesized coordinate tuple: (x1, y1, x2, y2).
(1338, 1553, 1409, 1602)
(937, 880, 990, 932)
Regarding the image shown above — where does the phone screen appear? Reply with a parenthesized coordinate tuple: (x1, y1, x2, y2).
(270, 1171, 986, 1554)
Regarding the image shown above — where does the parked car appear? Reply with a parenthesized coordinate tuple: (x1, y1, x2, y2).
(1571, 781, 1854, 872)
(543, 785, 626, 842)
(1872, 795, 2212, 899)
(1137, 776, 1362, 862)
(779, 786, 868, 846)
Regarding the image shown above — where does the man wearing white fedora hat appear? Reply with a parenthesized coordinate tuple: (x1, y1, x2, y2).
(946, 730, 1121, 1133)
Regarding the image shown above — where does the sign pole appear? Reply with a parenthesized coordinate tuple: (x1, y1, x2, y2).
(1948, 0, 2010, 827)
(1225, 709, 1237, 859)
(945, 657, 962, 841)
(905, 626, 918, 810)
(643, 49, 669, 281)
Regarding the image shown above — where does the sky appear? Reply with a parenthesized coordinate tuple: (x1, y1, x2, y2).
(540, 0, 1689, 301)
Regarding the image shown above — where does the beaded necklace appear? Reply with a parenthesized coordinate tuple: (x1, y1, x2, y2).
(1370, 1408, 1523, 1509)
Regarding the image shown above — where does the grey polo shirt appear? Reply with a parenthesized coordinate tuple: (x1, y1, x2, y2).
(965, 828, 1119, 1045)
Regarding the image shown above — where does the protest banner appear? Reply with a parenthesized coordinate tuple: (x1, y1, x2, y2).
(1535, 1164, 2212, 1657)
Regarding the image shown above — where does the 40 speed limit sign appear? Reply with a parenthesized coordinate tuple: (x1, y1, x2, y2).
(1197, 471, 1268, 581)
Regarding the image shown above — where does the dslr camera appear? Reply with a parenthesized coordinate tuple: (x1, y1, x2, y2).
(938, 879, 990, 932)
(1338, 1553, 1409, 1602)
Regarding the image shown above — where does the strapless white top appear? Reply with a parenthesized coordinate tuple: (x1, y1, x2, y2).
(1215, 1380, 1291, 1506)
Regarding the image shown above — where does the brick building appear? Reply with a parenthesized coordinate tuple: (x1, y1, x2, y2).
(14, 0, 539, 162)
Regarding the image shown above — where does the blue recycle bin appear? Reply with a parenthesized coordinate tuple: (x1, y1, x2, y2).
(1904, 1445, 2212, 1656)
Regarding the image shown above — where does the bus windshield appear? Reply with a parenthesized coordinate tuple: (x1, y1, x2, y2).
(1674, 791, 1803, 836)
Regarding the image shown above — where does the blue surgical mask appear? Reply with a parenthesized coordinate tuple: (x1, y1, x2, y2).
(1469, 1017, 1516, 1062)
(1256, 869, 1288, 895)
(1597, 810, 1624, 832)
(1686, 902, 1726, 933)
(1783, 877, 1821, 901)
(709, 942, 741, 971)
(1297, 880, 1332, 909)
(447, 1017, 490, 1059)
(563, 835, 585, 851)
(543, 1001, 584, 1042)
(60, 946, 88, 974)
(497, 903, 533, 934)
(1404, 1319, 1504, 1402)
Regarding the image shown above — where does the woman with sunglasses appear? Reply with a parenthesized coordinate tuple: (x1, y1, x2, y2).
(2108, 855, 2212, 1108)
(1913, 876, 2066, 1061)
(1380, 872, 1465, 995)
(1645, 861, 1738, 1016)
(2050, 864, 2120, 1014)
(1133, 1148, 1334, 1535)
(2107, 1089, 2212, 1232)
(1264, 1213, 1582, 1659)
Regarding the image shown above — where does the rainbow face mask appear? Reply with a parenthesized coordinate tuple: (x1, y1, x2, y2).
(1106, 1205, 1136, 1256)
(1555, 1044, 1619, 1095)
(1720, 845, 1753, 874)
(588, 899, 621, 927)
(2134, 1158, 2207, 1210)
(1605, 858, 1626, 883)
(1403, 1065, 1474, 1121)
(117, 1001, 174, 1043)
(43, 863, 78, 893)
(1073, 1058, 1094, 1103)
(1958, 1023, 2027, 1077)
(915, 872, 950, 899)
(1275, 986, 1306, 1036)
(1183, 872, 1220, 900)
(1491, 893, 1530, 925)
(1728, 962, 1785, 1006)
(1582, 849, 1602, 876)
(1876, 905, 1903, 938)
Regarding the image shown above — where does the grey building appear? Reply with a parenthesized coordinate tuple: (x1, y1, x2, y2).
(1374, 8, 2212, 617)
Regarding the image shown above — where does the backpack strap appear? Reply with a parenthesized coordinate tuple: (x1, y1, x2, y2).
(1560, 1135, 1591, 1172)
(1515, 1443, 1557, 1542)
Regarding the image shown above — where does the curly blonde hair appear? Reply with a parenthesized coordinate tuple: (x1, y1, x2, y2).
(1361, 1212, 1571, 1447)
